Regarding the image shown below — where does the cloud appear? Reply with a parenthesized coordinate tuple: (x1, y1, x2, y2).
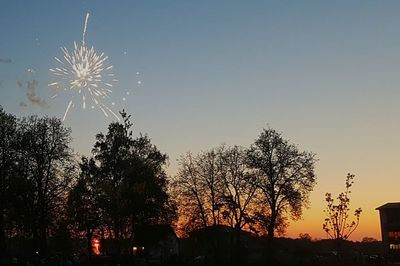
(17, 80, 49, 109)
(0, 58, 12, 63)
(19, 102, 28, 107)
(26, 80, 38, 91)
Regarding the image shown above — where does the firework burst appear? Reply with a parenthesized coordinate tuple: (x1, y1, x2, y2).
(49, 13, 119, 121)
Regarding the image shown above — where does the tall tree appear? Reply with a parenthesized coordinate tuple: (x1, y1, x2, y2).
(15, 115, 75, 254)
(219, 145, 257, 231)
(246, 128, 316, 241)
(91, 118, 131, 240)
(172, 145, 259, 237)
(90, 111, 173, 244)
(218, 145, 258, 266)
(172, 148, 226, 234)
(0, 107, 17, 253)
(171, 152, 207, 234)
(197, 148, 225, 226)
(123, 134, 173, 226)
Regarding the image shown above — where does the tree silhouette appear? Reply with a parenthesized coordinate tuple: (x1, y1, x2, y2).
(246, 128, 316, 241)
(173, 146, 232, 234)
(298, 233, 312, 241)
(67, 157, 100, 256)
(89, 110, 173, 247)
(173, 145, 259, 266)
(13, 115, 75, 254)
(361, 237, 377, 243)
(219, 145, 258, 266)
(0, 107, 17, 253)
(172, 145, 259, 237)
(219, 146, 258, 232)
(323, 173, 362, 241)
(172, 149, 223, 233)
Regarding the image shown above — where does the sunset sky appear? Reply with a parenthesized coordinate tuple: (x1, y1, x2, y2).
(1, 1, 400, 241)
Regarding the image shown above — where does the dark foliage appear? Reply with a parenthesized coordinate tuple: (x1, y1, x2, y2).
(67, 110, 175, 253)
(247, 128, 317, 240)
(0, 107, 75, 255)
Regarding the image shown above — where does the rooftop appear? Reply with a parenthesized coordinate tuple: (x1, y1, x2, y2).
(376, 202, 400, 210)
(133, 224, 177, 246)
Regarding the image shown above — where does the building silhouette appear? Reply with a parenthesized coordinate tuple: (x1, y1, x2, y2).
(376, 202, 400, 261)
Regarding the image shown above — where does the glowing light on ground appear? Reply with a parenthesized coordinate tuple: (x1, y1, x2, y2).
(91, 237, 101, 255)
(49, 13, 119, 121)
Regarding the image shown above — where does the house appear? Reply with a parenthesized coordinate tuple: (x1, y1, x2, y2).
(376, 202, 400, 261)
(186, 225, 258, 264)
(133, 224, 179, 263)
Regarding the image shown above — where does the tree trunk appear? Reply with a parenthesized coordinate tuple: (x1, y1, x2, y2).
(131, 214, 135, 240)
(335, 238, 344, 261)
(266, 211, 277, 265)
(0, 207, 6, 254)
(267, 210, 276, 243)
(232, 225, 243, 266)
(38, 195, 48, 255)
(37, 172, 48, 255)
(114, 221, 121, 254)
(0, 149, 7, 254)
(32, 226, 40, 255)
(86, 229, 93, 257)
(39, 218, 47, 255)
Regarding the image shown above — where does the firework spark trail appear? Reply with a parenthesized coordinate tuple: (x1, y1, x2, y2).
(82, 13, 89, 45)
(49, 12, 120, 121)
(62, 100, 73, 121)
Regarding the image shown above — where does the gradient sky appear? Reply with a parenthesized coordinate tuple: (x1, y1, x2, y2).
(1, 0, 400, 241)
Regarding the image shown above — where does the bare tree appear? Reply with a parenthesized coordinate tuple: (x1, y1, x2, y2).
(247, 128, 317, 242)
(197, 148, 226, 226)
(172, 145, 260, 237)
(323, 173, 362, 241)
(218, 145, 259, 266)
(172, 149, 224, 234)
(219, 145, 257, 231)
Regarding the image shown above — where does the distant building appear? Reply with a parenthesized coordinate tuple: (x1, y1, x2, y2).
(186, 225, 259, 264)
(376, 202, 400, 260)
(133, 224, 179, 263)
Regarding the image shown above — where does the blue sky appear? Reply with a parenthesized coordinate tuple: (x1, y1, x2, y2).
(1, 1, 400, 240)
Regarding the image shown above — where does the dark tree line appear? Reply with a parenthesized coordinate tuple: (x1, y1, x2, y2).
(0, 107, 174, 256)
(172, 129, 317, 242)
(0, 108, 17, 252)
(0, 105, 318, 260)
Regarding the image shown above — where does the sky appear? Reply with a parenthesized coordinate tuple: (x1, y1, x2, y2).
(1, 0, 400, 241)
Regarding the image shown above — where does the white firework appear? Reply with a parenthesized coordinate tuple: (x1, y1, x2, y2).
(49, 13, 119, 121)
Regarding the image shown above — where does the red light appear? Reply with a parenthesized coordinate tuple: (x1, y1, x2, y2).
(91, 237, 101, 255)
